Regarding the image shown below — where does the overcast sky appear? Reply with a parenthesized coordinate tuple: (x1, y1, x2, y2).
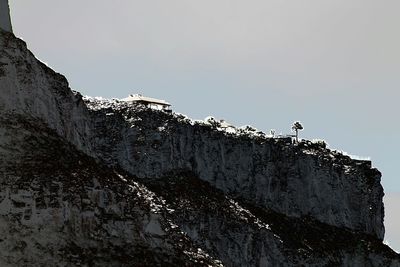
(9, 0, 400, 251)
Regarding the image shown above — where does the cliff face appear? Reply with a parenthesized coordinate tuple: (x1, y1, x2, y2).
(0, 114, 220, 266)
(85, 99, 384, 240)
(145, 173, 397, 267)
(0, 30, 92, 154)
(0, 30, 399, 266)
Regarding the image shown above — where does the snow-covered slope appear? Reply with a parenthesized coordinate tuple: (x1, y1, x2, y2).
(0, 30, 399, 266)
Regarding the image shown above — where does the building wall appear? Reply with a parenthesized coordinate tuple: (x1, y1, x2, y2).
(147, 103, 168, 110)
(0, 0, 12, 32)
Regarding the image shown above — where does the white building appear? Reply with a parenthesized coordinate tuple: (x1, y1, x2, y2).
(121, 94, 171, 111)
(0, 0, 12, 32)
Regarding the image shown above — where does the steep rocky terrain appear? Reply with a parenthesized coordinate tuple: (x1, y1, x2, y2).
(0, 30, 92, 154)
(0, 29, 399, 266)
(84, 98, 385, 240)
(0, 114, 220, 266)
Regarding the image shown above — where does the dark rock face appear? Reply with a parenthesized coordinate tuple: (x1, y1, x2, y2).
(145, 172, 398, 266)
(85, 101, 384, 240)
(0, 114, 220, 266)
(0, 30, 399, 266)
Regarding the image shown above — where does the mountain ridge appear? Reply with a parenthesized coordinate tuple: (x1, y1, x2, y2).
(0, 30, 399, 266)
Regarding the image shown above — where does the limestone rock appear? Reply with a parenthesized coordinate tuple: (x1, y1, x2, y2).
(84, 98, 385, 240)
(0, 30, 399, 266)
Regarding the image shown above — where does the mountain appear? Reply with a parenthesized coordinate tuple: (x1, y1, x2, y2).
(0, 29, 399, 266)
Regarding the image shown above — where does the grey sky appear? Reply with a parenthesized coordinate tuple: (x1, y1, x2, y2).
(9, 0, 400, 250)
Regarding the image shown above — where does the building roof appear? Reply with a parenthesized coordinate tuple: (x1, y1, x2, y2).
(121, 94, 171, 106)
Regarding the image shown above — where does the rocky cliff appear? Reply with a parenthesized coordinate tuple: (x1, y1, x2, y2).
(0, 29, 399, 266)
(84, 98, 385, 240)
(0, 30, 92, 154)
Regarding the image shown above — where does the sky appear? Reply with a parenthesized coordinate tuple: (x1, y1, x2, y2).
(9, 0, 399, 251)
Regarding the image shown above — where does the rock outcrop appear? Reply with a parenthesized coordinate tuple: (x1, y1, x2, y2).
(84, 98, 384, 240)
(146, 172, 398, 266)
(0, 30, 92, 154)
(0, 29, 399, 266)
(0, 114, 220, 266)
